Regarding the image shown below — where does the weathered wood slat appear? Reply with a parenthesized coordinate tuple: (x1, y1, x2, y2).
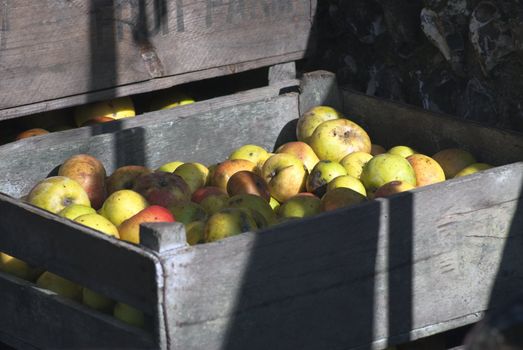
(0, 272, 155, 349)
(160, 162, 523, 350)
(0, 90, 299, 198)
(0, 0, 313, 120)
(341, 89, 523, 165)
(0, 193, 159, 314)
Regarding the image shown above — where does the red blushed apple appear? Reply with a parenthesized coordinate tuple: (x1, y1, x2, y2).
(133, 172, 191, 208)
(106, 165, 152, 195)
(118, 205, 175, 244)
(212, 159, 257, 191)
(191, 186, 227, 204)
(81, 116, 116, 126)
(15, 128, 50, 140)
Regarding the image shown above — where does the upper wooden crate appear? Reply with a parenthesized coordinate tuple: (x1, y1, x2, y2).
(0, 0, 316, 121)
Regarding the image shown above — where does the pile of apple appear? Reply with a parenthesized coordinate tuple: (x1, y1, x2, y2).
(0, 105, 494, 328)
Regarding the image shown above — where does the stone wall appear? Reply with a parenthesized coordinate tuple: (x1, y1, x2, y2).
(312, 0, 523, 132)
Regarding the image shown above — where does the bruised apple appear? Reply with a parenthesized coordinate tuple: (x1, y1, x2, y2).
(106, 165, 151, 195)
(133, 172, 191, 208)
(58, 154, 107, 209)
(309, 119, 372, 162)
(226, 171, 270, 202)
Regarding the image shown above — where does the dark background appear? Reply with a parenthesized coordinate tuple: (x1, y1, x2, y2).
(311, 0, 523, 132)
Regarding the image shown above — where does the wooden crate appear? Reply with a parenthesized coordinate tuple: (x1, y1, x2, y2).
(0, 0, 315, 121)
(0, 71, 522, 349)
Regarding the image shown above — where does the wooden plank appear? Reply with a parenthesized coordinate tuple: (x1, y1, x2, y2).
(341, 89, 523, 166)
(157, 162, 523, 350)
(0, 92, 299, 198)
(0, 193, 160, 314)
(0, 272, 155, 349)
(0, 0, 313, 118)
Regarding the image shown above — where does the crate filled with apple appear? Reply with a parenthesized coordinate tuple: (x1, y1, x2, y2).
(0, 71, 522, 349)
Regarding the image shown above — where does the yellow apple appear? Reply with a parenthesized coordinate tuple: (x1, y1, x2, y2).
(113, 302, 145, 328)
(99, 190, 149, 226)
(360, 154, 417, 194)
(327, 175, 367, 197)
(36, 271, 83, 301)
(74, 213, 120, 238)
(296, 106, 342, 143)
(58, 204, 96, 220)
(278, 193, 321, 219)
(82, 287, 115, 313)
(306, 160, 347, 197)
(454, 163, 494, 178)
(432, 148, 476, 178)
(173, 162, 209, 194)
(275, 141, 320, 173)
(156, 161, 184, 173)
(74, 96, 135, 127)
(0, 253, 44, 282)
(149, 90, 195, 111)
(340, 151, 373, 179)
(309, 119, 372, 162)
(228, 144, 269, 170)
(388, 145, 417, 158)
(261, 154, 307, 203)
(226, 194, 277, 226)
(204, 208, 258, 243)
(406, 154, 445, 187)
(27, 176, 91, 214)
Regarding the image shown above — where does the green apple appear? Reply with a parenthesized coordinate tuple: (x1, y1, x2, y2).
(340, 151, 373, 179)
(27, 176, 91, 214)
(327, 175, 367, 197)
(261, 154, 307, 203)
(200, 193, 230, 215)
(278, 193, 321, 219)
(269, 196, 280, 212)
(296, 106, 342, 143)
(74, 213, 120, 238)
(168, 202, 208, 225)
(204, 208, 258, 243)
(306, 160, 347, 197)
(226, 194, 277, 226)
(113, 302, 145, 328)
(360, 154, 417, 194)
(228, 144, 270, 170)
(82, 287, 114, 313)
(99, 190, 149, 226)
(156, 161, 184, 173)
(309, 119, 372, 162)
(173, 162, 209, 194)
(185, 221, 205, 245)
(388, 145, 417, 158)
(36, 271, 83, 301)
(454, 163, 493, 178)
(58, 204, 96, 220)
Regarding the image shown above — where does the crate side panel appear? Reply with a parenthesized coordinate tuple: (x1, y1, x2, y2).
(0, 194, 159, 313)
(0, 0, 312, 111)
(0, 93, 298, 198)
(160, 163, 523, 349)
(0, 272, 155, 349)
(341, 90, 523, 165)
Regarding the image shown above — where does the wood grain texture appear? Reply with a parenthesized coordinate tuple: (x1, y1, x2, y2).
(159, 162, 523, 350)
(0, 0, 314, 120)
(0, 193, 160, 314)
(0, 272, 155, 349)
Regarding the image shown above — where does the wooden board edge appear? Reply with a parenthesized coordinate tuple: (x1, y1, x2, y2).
(0, 52, 305, 122)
